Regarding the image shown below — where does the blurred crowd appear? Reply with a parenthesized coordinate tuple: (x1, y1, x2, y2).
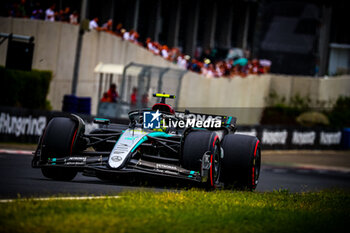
(114, 24, 271, 78)
(5, 1, 79, 24)
(4, 0, 271, 78)
(100, 84, 148, 107)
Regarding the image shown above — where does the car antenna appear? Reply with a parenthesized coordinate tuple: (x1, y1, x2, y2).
(161, 92, 166, 104)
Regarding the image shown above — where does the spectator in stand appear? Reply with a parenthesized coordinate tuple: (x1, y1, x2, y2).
(130, 30, 140, 44)
(128, 29, 134, 40)
(31, 2, 43, 20)
(18, 0, 30, 18)
(259, 59, 272, 73)
(153, 42, 161, 55)
(69, 11, 79, 24)
(61, 7, 70, 22)
(100, 92, 111, 102)
(161, 45, 169, 60)
(102, 19, 113, 31)
(232, 58, 248, 77)
(130, 87, 137, 106)
(146, 38, 160, 55)
(142, 93, 149, 108)
(216, 61, 226, 77)
(240, 64, 248, 77)
(232, 63, 240, 76)
(177, 55, 187, 69)
(115, 23, 123, 36)
(146, 38, 153, 50)
(251, 59, 259, 74)
(258, 63, 265, 74)
(247, 60, 253, 75)
(107, 83, 119, 102)
(170, 47, 180, 62)
(123, 29, 130, 40)
(206, 64, 216, 78)
(120, 28, 126, 37)
(134, 31, 140, 43)
(225, 62, 231, 77)
(89, 17, 100, 30)
(189, 59, 201, 73)
(45, 4, 56, 22)
(56, 9, 64, 21)
(200, 48, 214, 64)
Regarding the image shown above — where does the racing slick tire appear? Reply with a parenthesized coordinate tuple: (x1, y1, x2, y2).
(182, 131, 221, 188)
(40, 117, 79, 181)
(220, 134, 261, 191)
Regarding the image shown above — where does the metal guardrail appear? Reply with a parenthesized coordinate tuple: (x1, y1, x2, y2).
(0, 33, 34, 45)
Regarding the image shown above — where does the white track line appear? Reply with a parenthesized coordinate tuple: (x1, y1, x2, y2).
(0, 195, 120, 203)
(0, 149, 33, 155)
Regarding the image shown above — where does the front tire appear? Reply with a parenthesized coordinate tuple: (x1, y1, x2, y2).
(40, 117, 79, 181)
(221, 134, 261, 190)
(182, 131, 221, 188)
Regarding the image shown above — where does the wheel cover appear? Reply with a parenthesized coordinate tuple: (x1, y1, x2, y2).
(252, 145, 261, 187)
(211, 143, 221, 186)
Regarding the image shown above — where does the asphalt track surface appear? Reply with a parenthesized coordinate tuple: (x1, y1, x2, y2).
(0, 153, 349, 198)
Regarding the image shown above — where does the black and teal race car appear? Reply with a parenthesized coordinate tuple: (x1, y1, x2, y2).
(32, 94, 261, 190)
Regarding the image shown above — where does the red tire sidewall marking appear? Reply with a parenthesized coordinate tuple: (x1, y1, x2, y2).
(210, 134, 219, 187)
(70, 128, 78, 155)
(252, 140, 260, 187)
(210, 154, 213, 187)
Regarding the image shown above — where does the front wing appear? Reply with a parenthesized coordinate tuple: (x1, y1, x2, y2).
(32, 151, 212, 183)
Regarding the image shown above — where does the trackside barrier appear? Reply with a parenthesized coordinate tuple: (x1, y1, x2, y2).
(0, 107, 345, 149)
(0, 106, 128, 144)
(342, 128, 350, 149)
(236, 125, 343, 150)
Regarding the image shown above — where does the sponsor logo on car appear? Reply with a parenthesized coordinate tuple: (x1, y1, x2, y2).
(164, 118, 221, 128)
(111, 155, 123, 162)
(143, 110, 161, 129)
(143, 110, 222, 129)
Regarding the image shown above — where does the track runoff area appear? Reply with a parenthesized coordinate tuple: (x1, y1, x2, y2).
(1, 148, 349, 233)
(0, 166, 348, 233)
(0, 149, 349, 199)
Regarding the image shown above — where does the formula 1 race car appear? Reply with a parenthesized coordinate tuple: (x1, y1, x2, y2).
(32, 93, 261, 190)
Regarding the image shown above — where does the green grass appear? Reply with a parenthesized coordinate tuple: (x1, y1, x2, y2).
(0, 190, 349, 233)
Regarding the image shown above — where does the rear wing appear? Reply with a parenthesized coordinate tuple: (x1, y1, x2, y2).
(153, 93, 176, 99)
(153, 93, 175, 104)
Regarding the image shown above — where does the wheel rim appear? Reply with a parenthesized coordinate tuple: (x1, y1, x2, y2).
(254, 148, 261, 185)
(212, 143, 221, 184)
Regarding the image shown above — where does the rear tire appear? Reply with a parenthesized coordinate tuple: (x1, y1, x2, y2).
(40, 117, 79, 181)
(182, 131, 221, 188)
(221, 134, 261, 190)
